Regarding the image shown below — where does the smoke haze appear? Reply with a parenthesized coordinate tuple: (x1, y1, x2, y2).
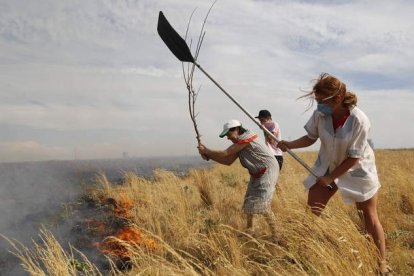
(0, 156, 208, 275)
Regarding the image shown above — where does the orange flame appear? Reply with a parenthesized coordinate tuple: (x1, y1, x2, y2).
(112, 193, 134, 219)
(98, 227, 159, 258)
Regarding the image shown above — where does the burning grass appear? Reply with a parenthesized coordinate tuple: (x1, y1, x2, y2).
(2, 150, 414, 275)
(108, 193, 135, 219)
(97, 226, 160, 258)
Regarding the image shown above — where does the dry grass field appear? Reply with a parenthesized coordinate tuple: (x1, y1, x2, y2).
(5, 149, 414, 275)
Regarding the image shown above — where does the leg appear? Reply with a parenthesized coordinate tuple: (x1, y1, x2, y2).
(355, 193, 387, 266)
(307, 183, 338, 216)
(246, 214, 254, 233)
(264, 211, 287, 246)
(263, 211, 277, 237)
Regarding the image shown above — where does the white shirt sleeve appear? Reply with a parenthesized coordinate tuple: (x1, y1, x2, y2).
(304, 111, 319, 140)
(347, 117, 370, 158)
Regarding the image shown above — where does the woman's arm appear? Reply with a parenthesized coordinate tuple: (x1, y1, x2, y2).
(315, 157, 359, 187)
(278, 135, 317, 151)
(198, 143, 249, 166)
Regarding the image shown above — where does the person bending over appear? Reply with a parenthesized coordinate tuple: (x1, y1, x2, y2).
(198, 119, 281, 242)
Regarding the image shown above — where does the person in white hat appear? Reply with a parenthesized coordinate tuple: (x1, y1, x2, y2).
(198, 120, 282, 242)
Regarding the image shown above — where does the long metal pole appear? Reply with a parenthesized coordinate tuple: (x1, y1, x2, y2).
(195, 62, 318, 177)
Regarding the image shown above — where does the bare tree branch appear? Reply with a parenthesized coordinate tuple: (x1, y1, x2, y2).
(181, 1, 217, 147)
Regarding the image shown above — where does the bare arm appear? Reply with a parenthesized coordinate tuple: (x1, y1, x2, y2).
(316, 157, 359, 187)
(278, 135, 317, 151)
(198, 143, 249, 166)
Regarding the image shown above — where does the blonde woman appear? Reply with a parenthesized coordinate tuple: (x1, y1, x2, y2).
(278, 73, 390, 273)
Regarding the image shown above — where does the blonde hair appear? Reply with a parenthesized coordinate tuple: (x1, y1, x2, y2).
(300, 73, 357, 109)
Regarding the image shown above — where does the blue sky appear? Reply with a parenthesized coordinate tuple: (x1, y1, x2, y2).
(0, 0, 413, 162)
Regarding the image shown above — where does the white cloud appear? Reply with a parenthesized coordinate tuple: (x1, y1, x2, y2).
(119, 66, 167, 77)
(0, 0, 413, 162)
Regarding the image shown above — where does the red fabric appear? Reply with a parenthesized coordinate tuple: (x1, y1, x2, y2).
(250, 167, 267, 178)
(333, 111, 350, 130)
(236, 134, 258, 144)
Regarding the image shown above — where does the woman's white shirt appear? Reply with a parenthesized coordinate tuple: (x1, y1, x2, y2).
(303, 106, 380, 203)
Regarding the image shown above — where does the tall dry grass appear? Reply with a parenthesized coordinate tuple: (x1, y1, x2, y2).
(5, 149, 414, 275)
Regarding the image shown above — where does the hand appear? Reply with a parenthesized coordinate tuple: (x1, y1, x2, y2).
(197, 144, 206, 154)
(315, 176, 334, 189)
(197, 144, 210, 160)
(277, 140, 290, 152)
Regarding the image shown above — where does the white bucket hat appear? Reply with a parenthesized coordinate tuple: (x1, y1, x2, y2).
(219, 119, 242, 138)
